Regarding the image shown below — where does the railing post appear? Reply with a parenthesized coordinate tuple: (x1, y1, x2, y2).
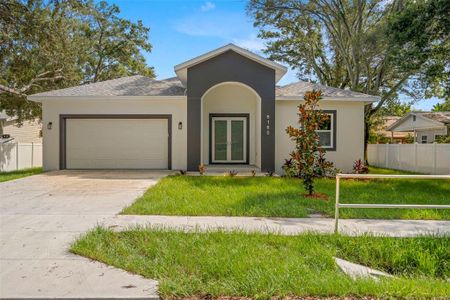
(334, 175, 340, 234)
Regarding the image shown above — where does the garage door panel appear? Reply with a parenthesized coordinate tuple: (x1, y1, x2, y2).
(66, 118, 168, 169)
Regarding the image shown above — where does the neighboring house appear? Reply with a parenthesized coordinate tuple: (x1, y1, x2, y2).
(386, 112, 450, 144)
(373, 116, 410, 143)
(0, 111, 42, 144)
(28, 44, 378, 173)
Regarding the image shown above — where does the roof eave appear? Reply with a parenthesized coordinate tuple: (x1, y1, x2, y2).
(386, 112, 446, 131)
(27, 95, 187, 102)
(276, 96, 380, 103)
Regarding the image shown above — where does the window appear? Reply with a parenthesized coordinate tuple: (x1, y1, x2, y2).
(421, 135, 428, 144)
(316, 111, 336, 150)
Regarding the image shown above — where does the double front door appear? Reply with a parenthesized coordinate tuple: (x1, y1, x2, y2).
(211, 116, 248, 163)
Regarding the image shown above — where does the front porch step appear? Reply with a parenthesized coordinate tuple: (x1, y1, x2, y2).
(188, 165, 267, 176)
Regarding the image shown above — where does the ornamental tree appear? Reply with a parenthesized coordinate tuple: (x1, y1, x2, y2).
(284, 90, 335, 195)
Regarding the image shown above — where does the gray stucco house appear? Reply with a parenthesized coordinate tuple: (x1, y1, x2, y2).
(28, 44, 378, 173)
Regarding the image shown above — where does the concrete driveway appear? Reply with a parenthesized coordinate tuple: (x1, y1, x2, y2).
(0, 170, 168, 299)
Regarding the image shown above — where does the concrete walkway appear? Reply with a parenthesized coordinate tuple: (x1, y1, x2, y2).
(103, 215, 450, 237)
(0, 170, 170, 299)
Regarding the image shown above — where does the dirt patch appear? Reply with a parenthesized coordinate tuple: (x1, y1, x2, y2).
(171, 296, 377, 300)
(303, 192, 329, 200)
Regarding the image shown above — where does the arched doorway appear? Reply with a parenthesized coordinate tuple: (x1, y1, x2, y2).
(201, 82, 261, 167)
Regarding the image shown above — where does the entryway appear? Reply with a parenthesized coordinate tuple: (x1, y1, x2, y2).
(210, 115, 249, 164)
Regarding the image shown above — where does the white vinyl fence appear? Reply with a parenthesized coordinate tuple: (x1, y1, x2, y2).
(367, 143, 450, 174)
(0, 143, 43, 172)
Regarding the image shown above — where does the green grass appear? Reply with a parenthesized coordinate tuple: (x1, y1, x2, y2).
(0, 167, 42, 182)
(71, 227, 450, 299)
(122, 167, 450, 220)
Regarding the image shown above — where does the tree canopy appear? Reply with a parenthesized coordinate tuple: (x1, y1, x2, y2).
(0, 0, 155, 123)
(432, 99, 450, 112)
(247, 0, 449, 157)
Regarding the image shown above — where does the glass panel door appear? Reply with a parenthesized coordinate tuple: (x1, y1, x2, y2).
(231, 120, 244, 161)
(213, 120, 227, 161)
(212, 117, 247, 163)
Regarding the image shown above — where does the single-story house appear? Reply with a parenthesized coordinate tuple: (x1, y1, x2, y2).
(28, 44, 378, 173)
(386, 112, 450, 144)
(0, 111, 42, 144)
(373, 116, 411, 143)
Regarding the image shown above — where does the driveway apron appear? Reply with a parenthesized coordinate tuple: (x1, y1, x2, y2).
(0, 170, 168, 299)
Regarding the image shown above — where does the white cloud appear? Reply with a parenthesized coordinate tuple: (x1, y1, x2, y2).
(232, 36, 265, 52)
(200, 2, 216, 12)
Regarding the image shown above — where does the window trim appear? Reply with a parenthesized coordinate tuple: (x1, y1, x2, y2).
(316, 110, 337, 151)
(421, 135, 428, 144)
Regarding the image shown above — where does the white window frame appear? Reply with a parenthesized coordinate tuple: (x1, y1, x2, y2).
(421, 135, 428, 144)
(316, 113, 334, 149)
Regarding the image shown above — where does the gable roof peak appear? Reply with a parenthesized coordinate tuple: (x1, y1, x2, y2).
(174, 43, 287, 85)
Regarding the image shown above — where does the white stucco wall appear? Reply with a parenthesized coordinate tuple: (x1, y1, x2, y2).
(275, 100, 366, 173)
(201, 83, 261, 166)
(41, 98, 187, 171)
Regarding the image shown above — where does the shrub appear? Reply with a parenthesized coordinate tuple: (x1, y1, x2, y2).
(198, 164, 205, 175)
(353, 159, 369, 174)
(285, 90, 336, 195)
(227, 170, 238, 177)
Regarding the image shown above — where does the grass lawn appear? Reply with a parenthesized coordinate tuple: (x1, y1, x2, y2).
(122, 167, 450, 220)
(0, 167, 43, 183)
(71, 228, 450, 299)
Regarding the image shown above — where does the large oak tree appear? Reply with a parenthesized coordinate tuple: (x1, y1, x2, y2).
(0, 0, 154, 124)
(247, 0, 449, 159)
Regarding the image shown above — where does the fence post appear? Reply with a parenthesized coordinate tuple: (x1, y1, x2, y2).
(31, 142, 34, 168)
(15, 143, 19, 171)
(433, 142, 437, 174)
(334, 176, 340, 234)
(385, 144, 389, 169)
(414, 143, 418, 172)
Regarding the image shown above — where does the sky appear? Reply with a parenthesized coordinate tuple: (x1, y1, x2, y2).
(109, 0, 442, 111)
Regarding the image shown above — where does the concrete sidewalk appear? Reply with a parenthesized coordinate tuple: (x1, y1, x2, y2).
(103, 215, 450, 237)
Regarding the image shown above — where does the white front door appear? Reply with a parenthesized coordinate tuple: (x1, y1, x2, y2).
(211, 117, 247, 163)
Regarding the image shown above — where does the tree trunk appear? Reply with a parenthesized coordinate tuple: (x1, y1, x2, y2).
(364, 119, 370, 165)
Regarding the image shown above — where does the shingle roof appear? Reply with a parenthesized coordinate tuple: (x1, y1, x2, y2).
(419, 112, 450, 124)
(29, 75, 378, 102)
(29, 75, 186, 97)
(276, 81, 378, 100)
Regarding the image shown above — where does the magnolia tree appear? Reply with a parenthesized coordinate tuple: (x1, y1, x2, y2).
(283, 90, 336, 196)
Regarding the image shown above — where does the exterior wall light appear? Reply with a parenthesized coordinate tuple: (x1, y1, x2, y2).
(178, 121, 183, 130)
(47, 122, 53, 130)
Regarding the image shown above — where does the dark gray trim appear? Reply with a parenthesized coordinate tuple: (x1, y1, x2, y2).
(59, 114, 172, 170)
(209, 113, 250, 165)
(187, 50, 276, 172)
(320, 110, 337, 152)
